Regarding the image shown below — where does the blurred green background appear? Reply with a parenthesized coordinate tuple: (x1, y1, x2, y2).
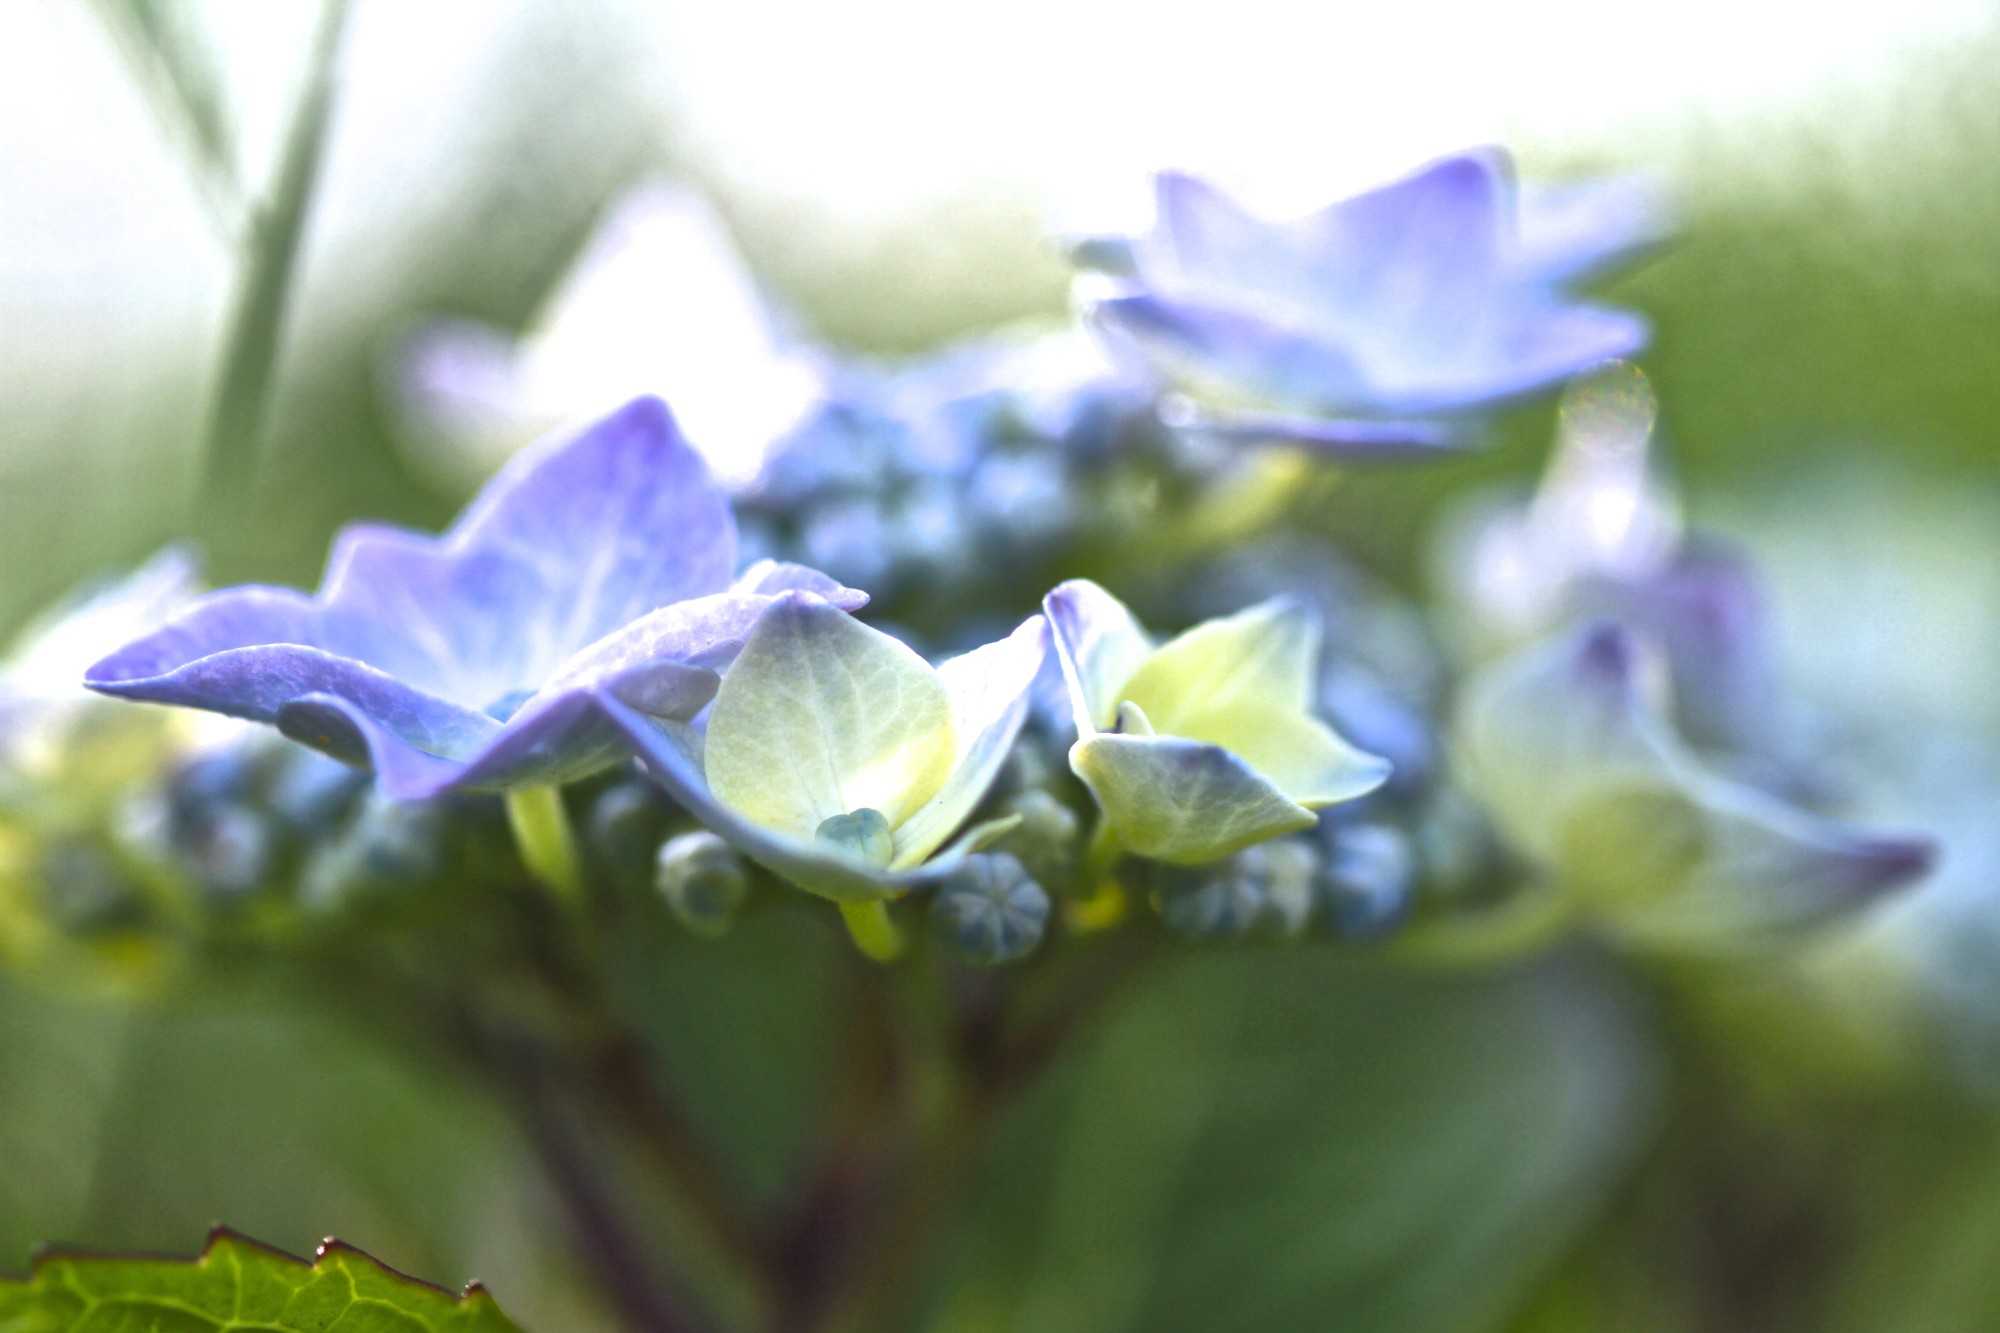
(2, 1, 1998, 1329)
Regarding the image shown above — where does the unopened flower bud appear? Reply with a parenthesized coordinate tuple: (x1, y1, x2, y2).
(169, 739, 272, 825)
(1153, 855, 1268, 941)
(265, 748, 367, 838)
(588, 778, 668, 893)
(1414, 790, 1502, 903)
(36, 839, 143, 936)
(1256, 838, 1322, 938)
(1318, 822, 1415, 939)
(931, 853, 1049, 965)
(181, 802, 278, 904)
(300, 795, 449, 910)
(998, 788, 1081, 887)
(656, 830, 750, 938)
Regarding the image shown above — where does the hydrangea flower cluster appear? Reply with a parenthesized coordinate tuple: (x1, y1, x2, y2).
(11, 144, 1926, 981)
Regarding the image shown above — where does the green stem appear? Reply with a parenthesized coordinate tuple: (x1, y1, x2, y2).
(1388, 884, 1575, 968)
(199, 0, 352, 509)
(1066, 816, 1128, 932)
(1184, 447, 1317, 547)
(839, 899, 906, 963)
(505, 786, 584, 906)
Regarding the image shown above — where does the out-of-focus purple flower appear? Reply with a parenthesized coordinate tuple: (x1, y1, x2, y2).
(0, 547, 206, 820)
(1455, 622, 1933, 952)
(1079, 148, 1662, 454)
(86, 398, 863, 801)
(1441, 364, 1784, 758)
(396, 183, 825, 489)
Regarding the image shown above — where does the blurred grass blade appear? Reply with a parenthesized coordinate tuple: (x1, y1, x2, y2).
(0, 1227, 531, 1331)
(201, 0, 353, 511)
(92, 0, 241, 232)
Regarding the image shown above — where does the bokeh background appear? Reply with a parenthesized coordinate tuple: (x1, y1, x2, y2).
(3, 2, 1999, 1329)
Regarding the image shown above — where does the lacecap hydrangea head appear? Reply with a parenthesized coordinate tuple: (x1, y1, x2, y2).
(598, 595, 1048, 905)
(1045, 579, 1389, 864)
(1079, 148, 1660, 455)
(86, 398, 862, 801)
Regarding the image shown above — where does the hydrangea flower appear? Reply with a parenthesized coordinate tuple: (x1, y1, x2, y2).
(597, 595, 1048, 913)
(1455, 623, 1933, 951)
(86, 398, 862, 802)
(0, 547, 204, 820)
(1079, 148, 1659, 454)
(1443, 364, 1783, 757)
(1045, 579, 1390, 864)
(398, 183, 824, 488)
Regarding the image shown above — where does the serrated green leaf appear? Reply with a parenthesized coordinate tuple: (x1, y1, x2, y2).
(0, 1228, 529, 1332)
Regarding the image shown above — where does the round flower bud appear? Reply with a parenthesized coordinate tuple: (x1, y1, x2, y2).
(1318, 822, 1416, 940)
(265, 748, 367, 839)
(655, 830, 750, 939)
(168, 738, 274, 826)
(299, 795, 449, 910)
(35, 838, 144, 936)
(588, 778, 669, 894)
(1255, 838, 1323, 938)
(931, 853, 1050, 966)
(180, 802, 278, 904)
(1414, 790, 1502, 903)
(998, 788, 1081, 888)
(1153, 855, 1268, 941)
(1152, 839, 1323, 942)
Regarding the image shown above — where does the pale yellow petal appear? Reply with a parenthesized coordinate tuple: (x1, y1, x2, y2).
(1119, 597, 1317, 735)
(705, 597, 954, 838)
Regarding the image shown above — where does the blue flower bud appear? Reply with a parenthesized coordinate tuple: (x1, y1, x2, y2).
(1155, 865, 1265, 940)
(265, 748, 367, 838)
(587, 777, 669, 892)
(815, 808, 895, 868)
(1154, 838, 1324, 941)
(180, 801, 278, 904)
(655, 830, 750, 938)
(887, 481, 977, 587)
(799, 497, 895, 592)
(300, 795, 449, 910)
(931, 853, 1049, 965)
(1256, 839, 1322, 938)
(35, 839, 144, 935)
(1318, 822, 1416, 939)
(1321, 666, 1437, 798)
(754, 402, 902, 507)
(169, 739, 273, 824)
(969, 451, 1079, 551)
(1413, 790, 1502, 902)
(997, 788, 1082, 888)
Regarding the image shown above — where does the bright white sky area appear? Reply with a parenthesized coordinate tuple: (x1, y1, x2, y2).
(632, 0, 1993, 222)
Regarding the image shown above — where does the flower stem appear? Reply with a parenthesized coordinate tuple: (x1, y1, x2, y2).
(1388, 883, 1574, 968)
(1066, 816, 1128, 932)
(505, 785, 584, 906)
(839, 900, 906, 963)
(1178, 447, 1324, 554)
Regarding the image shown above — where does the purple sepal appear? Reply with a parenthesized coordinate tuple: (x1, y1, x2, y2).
(85, 398, 863, 796)
(1085, 147, 1665, 446)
